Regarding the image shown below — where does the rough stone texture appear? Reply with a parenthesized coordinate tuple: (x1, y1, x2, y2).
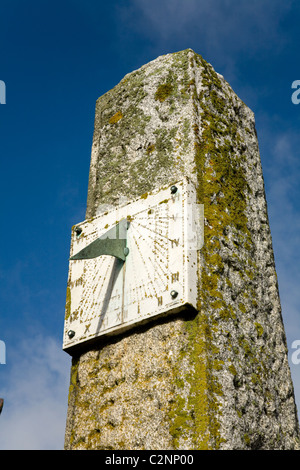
(64, 49, 300, 450)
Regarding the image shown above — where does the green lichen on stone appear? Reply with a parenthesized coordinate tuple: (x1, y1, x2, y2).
(183, 312, 225, 449)
(182, 118, 191, 152)
(68, 357, 79, 401)
(167, 50, 263, 448)
(255, 322, 264, 338)
(228, 364, 237, 376)
(109, 110, 123, 124)
(239, 303, 246, 313)
(146, 143, 155, 155)
(65, 286, 71, 321)
(155, 83, 173, 102)
(154, 127, 177, 164)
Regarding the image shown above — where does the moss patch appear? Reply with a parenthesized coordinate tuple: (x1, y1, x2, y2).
(168, 51, 260, 449)
(65, 286, 71, 321)
(109, 111, 123, 124)
(155, 83, 173, 102)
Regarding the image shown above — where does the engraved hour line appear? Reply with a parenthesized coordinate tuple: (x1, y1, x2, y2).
(80, 258, 109, 317)
(134, 205, 168, 224)
(131, 218, 174, 270)
(129, 231, 159, 303)
(181, 196, 187, 297)
(132, 212, 169, 258)
(132, 221, 169, 285)
(77, 257, 114, 324)
(74, 261, 102, 325)
(130, 209, 180, 246)
(153, 205, 170, 284)
(127, 230, 148, 306)
(139, 229, 169, 290)
(69, 259, 96, 323)
(126, 230, 151, 307)
(128, 217, 170, 302)
(121, 254, 126, 324)
(131, 205, 179, 284)
(130, 229, 164, 302)
(132, 220, 170, 253)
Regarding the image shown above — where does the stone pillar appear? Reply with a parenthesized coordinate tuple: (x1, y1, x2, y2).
(64, 49, 299, 450)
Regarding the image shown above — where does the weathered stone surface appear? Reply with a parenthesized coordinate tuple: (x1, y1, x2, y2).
(64, 49, 299, 449)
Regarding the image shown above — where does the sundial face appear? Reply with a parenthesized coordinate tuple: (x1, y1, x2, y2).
(63, 178, 203, 353)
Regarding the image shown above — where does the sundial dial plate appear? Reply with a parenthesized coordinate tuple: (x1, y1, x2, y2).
(63, 178, 202, 353)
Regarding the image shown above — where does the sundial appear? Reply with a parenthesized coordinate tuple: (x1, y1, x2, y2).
(63, 178, 203, 353)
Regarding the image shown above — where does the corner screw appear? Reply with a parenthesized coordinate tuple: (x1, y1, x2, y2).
(170, 185, 178, 194)
(67, 330, 75, 339)
(74, 227, 82, 238)
(170, 290, 178, 299)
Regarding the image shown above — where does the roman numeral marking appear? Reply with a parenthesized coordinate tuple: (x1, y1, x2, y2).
(170, 238, 179, 248)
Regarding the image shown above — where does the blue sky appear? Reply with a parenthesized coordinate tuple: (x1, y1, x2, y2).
(0, 0, 300, 449)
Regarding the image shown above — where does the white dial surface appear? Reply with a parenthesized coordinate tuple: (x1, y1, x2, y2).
(63, 178, 203, 353)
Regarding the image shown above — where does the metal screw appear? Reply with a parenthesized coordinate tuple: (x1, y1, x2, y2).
(124, 247, 129, 257)
(170, 185, 178, 194)
(170, 290, 178, 299)
(67, 330, 75, 339)
(74, 227, 82, 238)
